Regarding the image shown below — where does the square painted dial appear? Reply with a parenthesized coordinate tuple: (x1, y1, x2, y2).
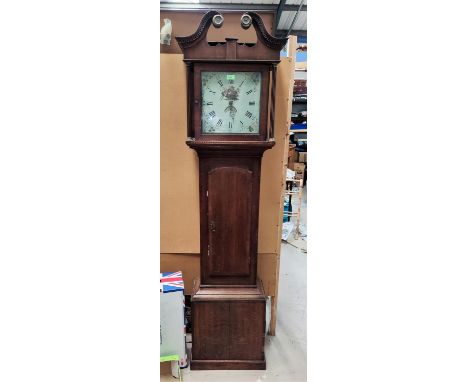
(201, 71, 261, 134)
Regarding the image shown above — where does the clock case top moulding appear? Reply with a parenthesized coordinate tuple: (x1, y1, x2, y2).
(175, 11, 288, 62)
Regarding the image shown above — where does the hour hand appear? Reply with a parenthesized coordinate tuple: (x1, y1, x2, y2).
(224, 102, 237, 120)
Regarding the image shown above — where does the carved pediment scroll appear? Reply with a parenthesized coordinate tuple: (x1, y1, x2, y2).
(176, 11, 288, 62)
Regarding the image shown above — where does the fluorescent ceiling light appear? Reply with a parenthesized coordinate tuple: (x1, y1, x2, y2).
(162, 0, 200, 3)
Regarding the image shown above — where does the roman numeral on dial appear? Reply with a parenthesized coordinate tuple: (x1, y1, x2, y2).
(246, 89, 253, 95)
(218, 80, 224, 87)
(206, 102, 213, 106)
(216, 119, 223, 127)
(245, 111, 252, 118)
(228, 122, 232, 129)
(209, 111, 216, 117)
(249, 101, 255, 105)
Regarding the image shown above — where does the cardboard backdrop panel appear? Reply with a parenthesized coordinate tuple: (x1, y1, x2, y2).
(160, 54, 292, 255)
(160, 55, 200, 252)
(258, 58, 293, 254)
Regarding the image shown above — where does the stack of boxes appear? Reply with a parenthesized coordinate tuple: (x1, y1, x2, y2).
(288, 148, 307, 181)
(293, 162, 305, 180)
(160, 271, 188, 375)
(289, 148, 306, 181)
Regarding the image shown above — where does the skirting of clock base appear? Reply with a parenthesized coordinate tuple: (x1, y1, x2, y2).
(190, 359, 266, 370)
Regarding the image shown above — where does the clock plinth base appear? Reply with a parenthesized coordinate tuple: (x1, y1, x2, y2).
(190, 359, 266, 371)
(191, 280, 267, 370)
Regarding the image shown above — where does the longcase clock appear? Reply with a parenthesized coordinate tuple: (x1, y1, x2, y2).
(176, 11, 287, 370)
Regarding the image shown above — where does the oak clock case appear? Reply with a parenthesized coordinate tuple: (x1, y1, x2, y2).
(176, 11, 287, 371)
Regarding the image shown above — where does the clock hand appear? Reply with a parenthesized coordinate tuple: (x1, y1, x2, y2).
(235, 80, 245, 93)
(224, 101, 237, 120)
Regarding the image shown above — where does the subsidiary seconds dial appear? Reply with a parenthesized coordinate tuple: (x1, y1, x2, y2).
(201, 71, 261, 134)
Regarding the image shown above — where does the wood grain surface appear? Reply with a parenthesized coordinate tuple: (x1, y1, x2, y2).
(191, 283, 267, 370)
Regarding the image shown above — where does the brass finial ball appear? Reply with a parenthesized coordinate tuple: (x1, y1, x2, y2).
(212, 14, 224, 28)
(240, 13, 252, 29)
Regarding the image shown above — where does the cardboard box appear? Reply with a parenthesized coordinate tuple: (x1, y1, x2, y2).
(160, 271, 188, 369)
(298, 152, 307, 163)
(287, 145, 295, 170)
(293, 150, 299, 162)
(288, 155, 295, 170)
(293, 162, 305, 180)
(288, 146, 299, 170)
(288, 144, 296, 158)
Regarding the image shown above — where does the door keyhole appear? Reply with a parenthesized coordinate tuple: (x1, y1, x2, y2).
(209, 221, 216, 233)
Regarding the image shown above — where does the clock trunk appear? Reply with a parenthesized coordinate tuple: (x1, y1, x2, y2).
(199, 155, 262, 286)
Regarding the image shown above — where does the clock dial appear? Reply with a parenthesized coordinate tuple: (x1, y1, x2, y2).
(201, 71, 261, 134)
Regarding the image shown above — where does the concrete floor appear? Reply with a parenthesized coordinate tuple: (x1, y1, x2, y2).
(161, 187, 307, 382)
